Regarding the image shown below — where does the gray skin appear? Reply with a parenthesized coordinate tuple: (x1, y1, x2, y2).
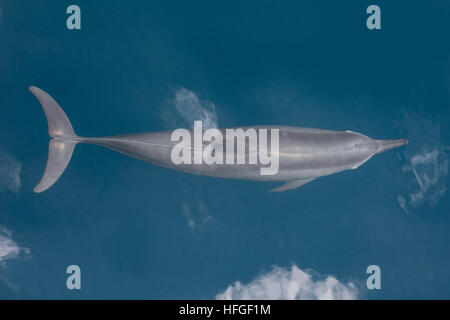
(30, 86, 408, 193)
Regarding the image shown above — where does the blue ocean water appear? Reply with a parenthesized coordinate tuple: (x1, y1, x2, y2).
(0, 0, 449, 299)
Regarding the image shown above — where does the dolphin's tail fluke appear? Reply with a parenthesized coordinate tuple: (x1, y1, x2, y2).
(30, 86, 79, 193)
(375, 139, 408, 154)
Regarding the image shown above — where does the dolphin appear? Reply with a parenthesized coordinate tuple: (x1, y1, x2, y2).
(30, 86, 408, 193)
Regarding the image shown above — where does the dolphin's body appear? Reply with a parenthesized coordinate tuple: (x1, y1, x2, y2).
(30, 86, 407, 193)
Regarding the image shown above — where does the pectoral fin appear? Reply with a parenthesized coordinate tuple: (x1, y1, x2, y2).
(269, 178, 316, 192)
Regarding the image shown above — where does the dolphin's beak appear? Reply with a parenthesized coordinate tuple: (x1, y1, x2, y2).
(375, 139, 408, 154)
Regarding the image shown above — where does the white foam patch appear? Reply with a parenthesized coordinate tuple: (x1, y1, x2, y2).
(0, 149, 22, 193)
(182, 201, 212, 230)
(405, 150, 447, 207)
(396, 112, 448, 213)
(160, 88, 218, 129)
(0, 226, 29, 265)
(216, 265, 358, 300)
(174, 88, 218, 129)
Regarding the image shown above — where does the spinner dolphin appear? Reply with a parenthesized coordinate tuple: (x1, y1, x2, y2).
(30, 86, 407, 193)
